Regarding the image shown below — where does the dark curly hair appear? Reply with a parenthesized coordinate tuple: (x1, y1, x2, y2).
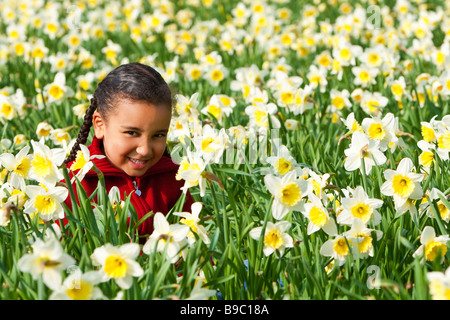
(65, 62, 173, 164)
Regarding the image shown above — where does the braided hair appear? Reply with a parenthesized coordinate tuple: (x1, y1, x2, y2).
(64, 62, 173, 164)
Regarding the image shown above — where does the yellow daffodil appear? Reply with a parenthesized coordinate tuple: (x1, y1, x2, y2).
(204, 63, 229, 87)
(23, 184, 68, 221)
(142, 212, 190, 263)
(417, 140, 436, 173)
(0, 145, 31, 189)
(91, 243, 144, 289)
(360, 91, 388, 116)
(250, 221, 294, 257)
(266, 144, 297, 176)
(413, 226, 450, 263)
(245, 100, 281, 130)
(427, 266, 450, 300)
(362, 112, 399, 152)
(175, 92, 200, 119)
(69, 144, 105, 183)
(43, 72, 74, 105)
(173, 202, 210, 245)
(381, 157, 424, 211)
(265, 170, 312, 220)
(17, 237, 75, 290)
(29, 140, 66, 187)
(344, 131, 387, 174)
(49, 270, 105, 300)
(201, 94, 234, 124)
(343, 217, 383, 259)
(0, 204, 15, 227)
(341, 112, 364, 133)
(176, 149, 208, 197)
(302, 193, 338, 236)
(329, 89, 351, 112)
(320, 235, 351, 266)
(338, 186, 383, 226)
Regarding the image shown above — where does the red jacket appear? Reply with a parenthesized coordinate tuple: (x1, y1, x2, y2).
(63, 136, 194, 239)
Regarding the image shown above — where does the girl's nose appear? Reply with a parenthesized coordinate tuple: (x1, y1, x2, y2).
(136, 141, 151, 157)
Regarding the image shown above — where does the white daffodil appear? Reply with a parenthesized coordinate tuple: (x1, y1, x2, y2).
(425, 188, 449, 223)
(24, 184, 68, 221)
(307, 169, 331, 202)
(332, 40, 362, 67)
(204, 63, 229, 87)
(108, 186, 126, 216)
(69, 144, 105, 183)
(320, 235, 351, 267)
(231, 64, 268, 99)
(36, 122, 54, 141)
(341, 112, 364, 134)
(344, 130, 387, 174)
(420, 116, 438, 143)
(93, 186, 130, 227)
(29, 140, 66, 187)
(173, 202, 210, 245)
(338, 186, 383, 226)
(249, 221, 294, 257)
(272, 73, 299, 108)
(302, 193, 337, 236)
(90, 242, 144, 290)
(380, 157, 424, 210)
(192, 124, 230, 165)
(306, 64, 328, 93)
(417, 140, 435, 173)
(390, 76, 410, 101)
(352, 65, 379, 88)
(264, 170, 312, 220)
(329, 89, 352, 112)
(175, 92, 201, 119)
(49, 269, 105, 300)
(0, 94, 17, 121)
(266, 144, 297, 176)
(0, 204, 15, 227)
(361, 112, 399, 152)
(176, 149, 209, 197)
(142, 212, 190, 263)
(343, 217, 383, 259)
(0, 145, 31, 190)
(427, 266, 450, 300)
(289, 84, 315, 115)
(42, 223, 62, 242)
(245, 100, 281, 131)
(245, 86, 269, 105)
(285, 119, 299, 131)
(17, 237, 76, 290)
(186, 279, 217, 300)
(436, 128, 450, 161)
(360, 91, 388, 117)
(201, 94, 234, 124)
(43, 72, 74, 104)
(413, 226, 449, 264)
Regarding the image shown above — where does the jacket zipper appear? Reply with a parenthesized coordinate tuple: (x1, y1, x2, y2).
(132, 178, 142, 196)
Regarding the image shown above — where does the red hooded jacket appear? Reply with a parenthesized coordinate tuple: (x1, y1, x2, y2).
(63, 136, 194, 239)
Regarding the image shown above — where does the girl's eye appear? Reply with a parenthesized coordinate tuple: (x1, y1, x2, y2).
(125, 131, 138, 136)
(155, 133, 167, 138)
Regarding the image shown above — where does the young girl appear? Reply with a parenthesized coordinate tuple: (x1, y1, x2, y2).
(64, 62, 193, 242)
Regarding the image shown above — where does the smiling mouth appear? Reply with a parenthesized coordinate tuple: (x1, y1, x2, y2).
(129, 158, 149, 165)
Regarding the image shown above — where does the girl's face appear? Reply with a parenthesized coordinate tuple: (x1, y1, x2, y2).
(92, 99, 172, 177)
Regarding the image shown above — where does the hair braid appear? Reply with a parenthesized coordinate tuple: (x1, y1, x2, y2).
(64, 97, 97, 164)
